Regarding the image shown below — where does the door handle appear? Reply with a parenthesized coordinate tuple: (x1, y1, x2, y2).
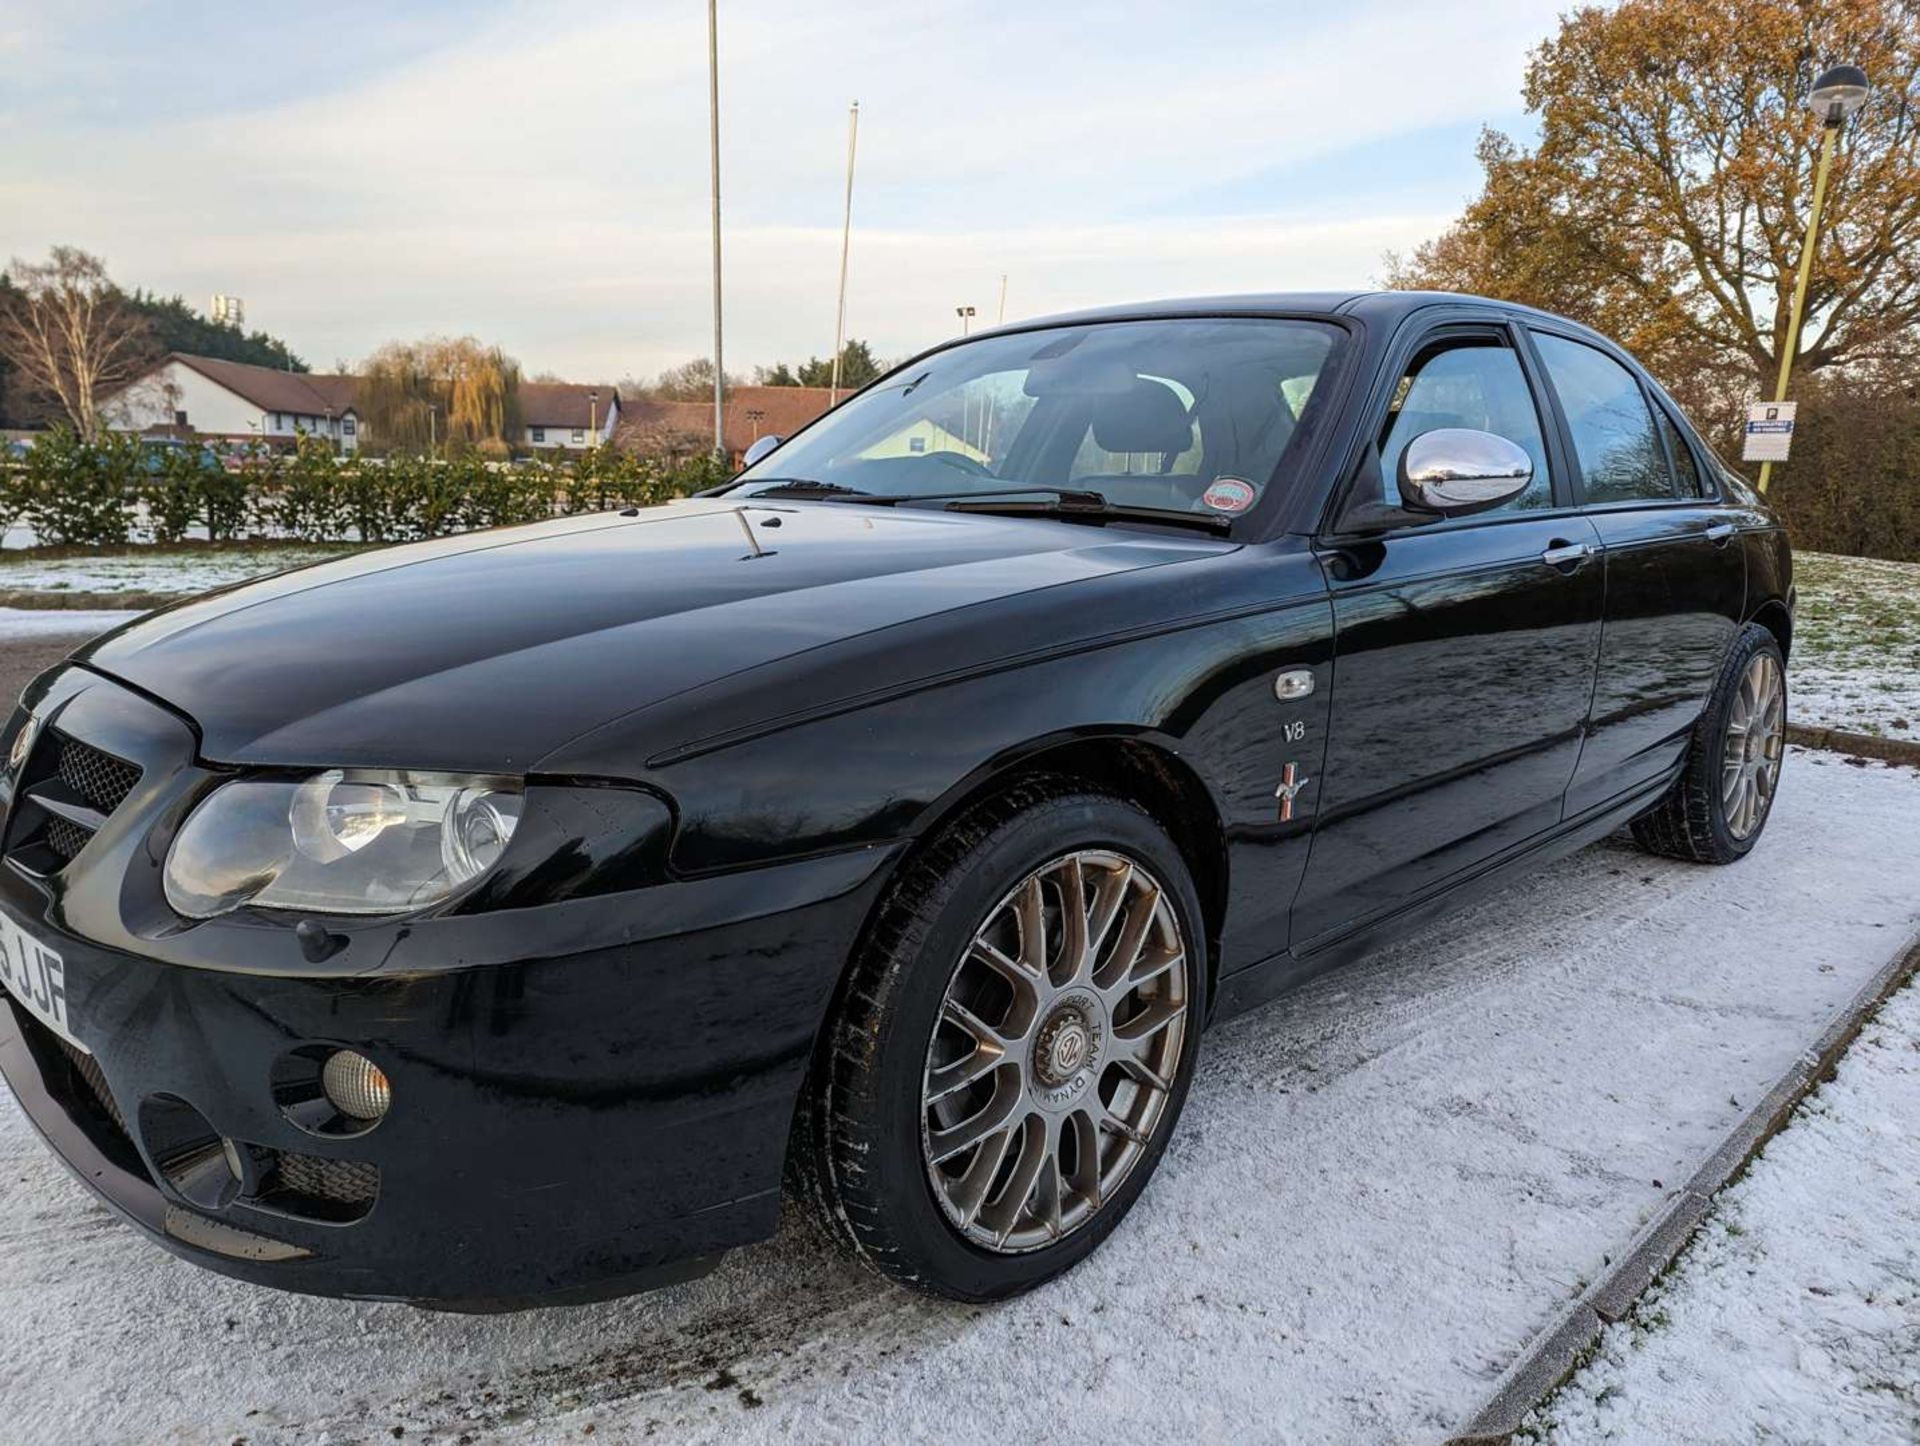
(1540, 540, 1594, 571)
(1705, 522, 1736, 547)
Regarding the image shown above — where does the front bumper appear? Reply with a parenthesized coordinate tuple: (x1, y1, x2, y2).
(0, 667, 900, 1308)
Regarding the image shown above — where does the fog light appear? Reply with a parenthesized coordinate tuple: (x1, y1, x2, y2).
(321, 1050, 390, 1121)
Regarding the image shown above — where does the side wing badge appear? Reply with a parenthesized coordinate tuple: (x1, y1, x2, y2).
(1275, 762, 1311, 823)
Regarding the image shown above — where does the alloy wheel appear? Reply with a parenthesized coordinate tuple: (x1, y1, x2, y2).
(920, 849, 1189, 1253)
(1721, 651, 1785, 840)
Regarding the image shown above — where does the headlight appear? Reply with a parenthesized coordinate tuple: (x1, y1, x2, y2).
(164, 769, 523, 919)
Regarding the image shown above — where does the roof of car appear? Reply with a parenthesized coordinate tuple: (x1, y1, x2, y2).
(967, 290, 1591, 337)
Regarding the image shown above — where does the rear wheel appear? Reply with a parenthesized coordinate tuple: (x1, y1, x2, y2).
(796, 780, 1204, 1300)
(1632, 623, 1787, 864)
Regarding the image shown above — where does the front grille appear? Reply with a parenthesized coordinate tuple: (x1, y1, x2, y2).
(55, 736, 141, 814)
(6, 729, 144, 874)
(271, 1152, 380, 1218)
(56, 1034, 130, 1136)
(44, 815, 92, 862)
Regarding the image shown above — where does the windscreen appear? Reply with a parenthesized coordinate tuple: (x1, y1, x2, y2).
(728, 317, 1343, 520)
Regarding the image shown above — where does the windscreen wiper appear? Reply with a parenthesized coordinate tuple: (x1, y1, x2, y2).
(735, 481, 1235, 535)
(730, 478, 873, 499)
(938, 492, 1235, 535)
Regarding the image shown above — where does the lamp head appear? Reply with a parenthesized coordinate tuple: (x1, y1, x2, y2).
(1810, 64, 1869, 124)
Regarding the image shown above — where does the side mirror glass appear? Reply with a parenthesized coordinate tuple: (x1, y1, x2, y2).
(740, 434, 783, 470)
(1397, 429, 1532, 517)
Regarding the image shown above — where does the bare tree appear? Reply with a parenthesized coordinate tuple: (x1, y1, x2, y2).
(0, 247, 159, 437)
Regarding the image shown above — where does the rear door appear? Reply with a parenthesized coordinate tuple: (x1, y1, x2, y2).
(1292, 320, 1605, 946)
(1527, 330, 1747, 816)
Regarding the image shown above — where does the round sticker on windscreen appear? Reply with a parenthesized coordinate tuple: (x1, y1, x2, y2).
(1202, 478, 1256, 514)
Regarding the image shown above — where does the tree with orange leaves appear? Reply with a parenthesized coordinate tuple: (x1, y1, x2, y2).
(1389, 0, 1920, 416)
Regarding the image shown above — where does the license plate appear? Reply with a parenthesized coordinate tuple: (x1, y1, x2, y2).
(0, 912, 79, 1051)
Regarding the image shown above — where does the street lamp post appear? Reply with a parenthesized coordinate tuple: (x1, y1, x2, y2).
(706, 0, 726, 461)
(588, 389, 599, 449)
(1758, 62, 1870, 495)
(956, 305, 976, 337)
(829, 100, 860, 406)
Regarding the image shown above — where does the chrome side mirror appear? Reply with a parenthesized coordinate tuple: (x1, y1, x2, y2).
(740, 434, 783, 470)
(1397, 429, 1533, 516)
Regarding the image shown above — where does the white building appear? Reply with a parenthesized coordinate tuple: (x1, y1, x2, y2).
(102, 354, 361, 451)
(520, 382, 619, 451)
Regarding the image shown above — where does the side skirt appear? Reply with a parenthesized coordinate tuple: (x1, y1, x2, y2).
(1212, 768, 1679, 1023)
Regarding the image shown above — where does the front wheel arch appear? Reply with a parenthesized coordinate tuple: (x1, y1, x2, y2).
(895, 732, 1228, 999)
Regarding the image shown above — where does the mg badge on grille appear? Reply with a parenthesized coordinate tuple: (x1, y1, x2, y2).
(8, 714, 39, 775)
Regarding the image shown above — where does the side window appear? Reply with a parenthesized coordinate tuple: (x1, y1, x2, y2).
(1377, 338, 1553, 512)
(1656, 409, 1705, 497)
(1534, 334, 1674, 504)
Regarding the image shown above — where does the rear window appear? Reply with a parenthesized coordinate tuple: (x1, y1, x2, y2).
(1534, 333, 1675, 504)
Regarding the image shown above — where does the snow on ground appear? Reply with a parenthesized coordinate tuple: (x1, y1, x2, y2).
(1526, 972, 1920, 1444)
(0, 545, 353, 598)
(1790, 551, 1920, 740)
(0, 608, 142, 639)
(2, 750, 1917, 1445)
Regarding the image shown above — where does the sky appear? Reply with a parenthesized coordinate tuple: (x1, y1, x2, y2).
(0, 0, 1565, 383)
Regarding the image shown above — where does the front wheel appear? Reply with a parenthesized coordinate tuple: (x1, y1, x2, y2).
(796, 781, 1204, 1301)
(1632, 623, 1787, 864)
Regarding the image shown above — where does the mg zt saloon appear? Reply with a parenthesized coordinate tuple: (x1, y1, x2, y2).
(0, 292, 1791, 1308)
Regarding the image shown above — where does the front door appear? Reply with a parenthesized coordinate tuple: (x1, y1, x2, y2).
(1292, 327, 1605, 947)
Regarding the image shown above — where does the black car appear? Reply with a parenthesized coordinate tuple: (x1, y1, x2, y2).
(0, 292, 1790, 1309)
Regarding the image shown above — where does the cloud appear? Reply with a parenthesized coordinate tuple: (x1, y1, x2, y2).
(0, 0, 1560, 378)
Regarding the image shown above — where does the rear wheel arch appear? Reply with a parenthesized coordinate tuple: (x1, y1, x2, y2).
(1749, 597, 1792, 662)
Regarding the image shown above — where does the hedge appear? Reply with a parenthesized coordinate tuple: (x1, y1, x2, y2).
(0, 431, 734, 548)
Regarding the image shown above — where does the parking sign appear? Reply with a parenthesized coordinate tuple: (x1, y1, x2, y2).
(1743, 401, 1796, 463)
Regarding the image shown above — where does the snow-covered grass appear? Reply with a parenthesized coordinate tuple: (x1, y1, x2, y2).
(2, 750, 1917, 1444)
(0, 543, 362, 599)
(1791, 551, 1920, 739)
(1524, 971, 1920, 1444)
(0, 608, 143, 639)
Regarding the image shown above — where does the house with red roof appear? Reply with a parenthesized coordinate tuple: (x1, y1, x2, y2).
(101, 353, 363, 451)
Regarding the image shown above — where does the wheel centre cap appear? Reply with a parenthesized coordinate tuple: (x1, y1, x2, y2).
(1032, 994, 1104, 1103)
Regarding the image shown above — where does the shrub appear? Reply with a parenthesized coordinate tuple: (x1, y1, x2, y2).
(201, 455, 254, 541)
(336, 457, 405, 544)
(266, 435, 347, 541)
(0, 461, 29, 545)
(1766, 373, 1920, 564)
(6, 433, 716, 550)
(460, 459, 555, 531)
(141, 446, 219, 543)
(22, 427, 137, 546)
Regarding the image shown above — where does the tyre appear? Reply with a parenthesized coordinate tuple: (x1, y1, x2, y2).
(796, 778, 1205, 1301)
(1631, 623, 1787, 864)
